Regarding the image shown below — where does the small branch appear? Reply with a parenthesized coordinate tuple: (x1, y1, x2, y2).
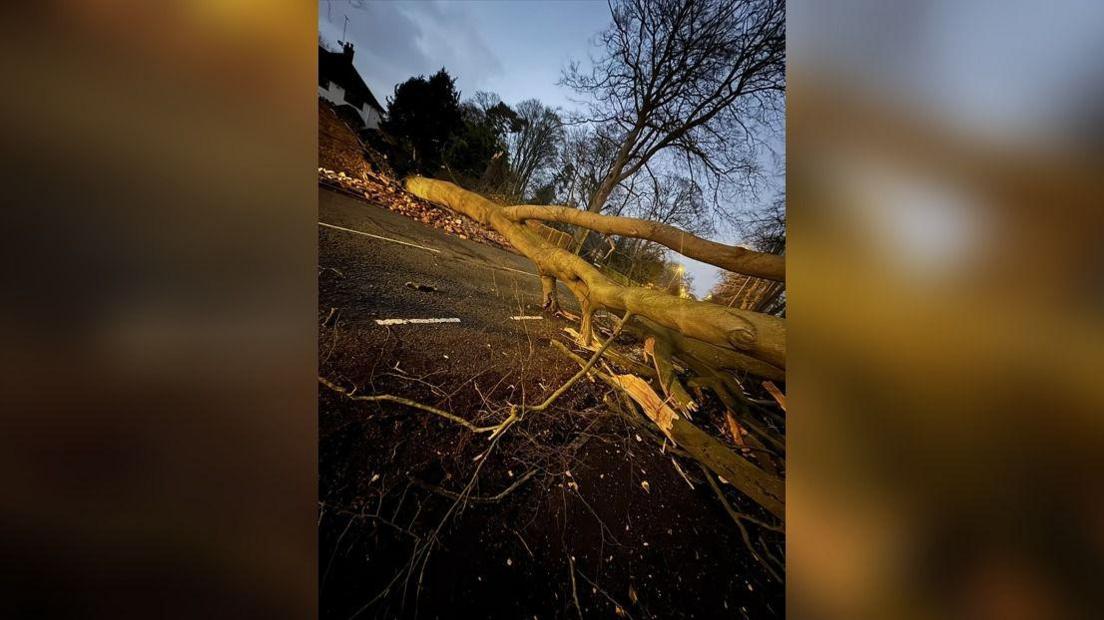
(568, 555, 583, 620)
(699, 463, 783, 582)
(531, 311, 634, 412)
(414, 469, 537, 504)
(319, 376, 502, 433)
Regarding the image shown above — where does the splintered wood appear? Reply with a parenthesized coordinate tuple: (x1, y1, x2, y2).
(725, 411, 747, 447)
(762, 380, 786, 412)
(613, 374, 679, 437)
(613, 372, 784, 519)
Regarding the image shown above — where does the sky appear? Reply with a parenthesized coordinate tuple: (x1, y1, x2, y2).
(319, 0, 608, 109)
(319, 0, 784, 295)
(790, 0, 1104, 146)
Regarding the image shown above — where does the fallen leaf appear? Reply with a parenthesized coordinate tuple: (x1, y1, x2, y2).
(404, 281, 438, 292)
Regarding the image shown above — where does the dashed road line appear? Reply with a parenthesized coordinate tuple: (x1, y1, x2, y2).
(375, 318, 461, 326)
(486, 264, 539, 278)
(322, 218, 560, 286)
(509, 316, 543, 321)
(319, 222, 441, 253)
(319, 222, 543, 279)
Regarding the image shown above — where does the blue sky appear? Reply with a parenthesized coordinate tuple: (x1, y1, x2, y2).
(320, 0, 784, 295)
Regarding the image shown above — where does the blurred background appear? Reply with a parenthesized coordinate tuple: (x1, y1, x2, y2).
(788, 1, 1104, 618)
(0, 0, 1101, 618)
(0, 1, 316, 617)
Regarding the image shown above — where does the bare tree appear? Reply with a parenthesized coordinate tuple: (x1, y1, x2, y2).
(710, 193, 786, 314)
(739, 192, 786, 256)
(470, 90, 504, 115)
(551, 125, 615, 209)
(630, 173, 714, 236)
(561, 0, 785, 217)
(504, 100, 564, 201)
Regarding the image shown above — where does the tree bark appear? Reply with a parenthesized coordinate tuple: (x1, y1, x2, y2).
(405, 177, 786, 370)
(539, 275, 560, 313)
(503, 204, 785, 281)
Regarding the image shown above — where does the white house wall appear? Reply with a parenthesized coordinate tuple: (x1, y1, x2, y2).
(319, 81, 381, 130)
(318, 81, 346, 110)
(363, 106, 381, 130)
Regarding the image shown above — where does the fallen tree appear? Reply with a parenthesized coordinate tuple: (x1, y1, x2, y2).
(404, 176, 786, 519)
(405, 177, 786, 370)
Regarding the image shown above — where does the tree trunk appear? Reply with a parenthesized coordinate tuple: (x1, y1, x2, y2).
(540, 274, 560, 313)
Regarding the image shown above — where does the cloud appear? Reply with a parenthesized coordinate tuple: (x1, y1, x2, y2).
(401, 1, 504, 93)
(319, 0, 503, 104)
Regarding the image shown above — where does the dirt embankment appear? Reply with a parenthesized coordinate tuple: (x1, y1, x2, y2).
(319, 99, 395, 178)
(318, 100, 513, 250)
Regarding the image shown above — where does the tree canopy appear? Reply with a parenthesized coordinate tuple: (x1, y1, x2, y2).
(383, 68, 463, 176)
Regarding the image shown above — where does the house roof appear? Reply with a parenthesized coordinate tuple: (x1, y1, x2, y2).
(319, 44, 384, 114)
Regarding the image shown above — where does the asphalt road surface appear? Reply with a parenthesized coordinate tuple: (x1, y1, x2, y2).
(319, 185, 579, 332)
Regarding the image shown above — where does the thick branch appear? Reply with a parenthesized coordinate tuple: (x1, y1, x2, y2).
(405, 177, 785, 369)
(502, 204, 784, 281)
(635, 316, 784, 382)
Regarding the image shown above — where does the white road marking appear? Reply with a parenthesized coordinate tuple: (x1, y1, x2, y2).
(488, 264, 539, 277)
(321, 221, 548, 283)
(319, 222, 441, 253)
(375, 317, 461, 326)
(509, 316, 543, 321)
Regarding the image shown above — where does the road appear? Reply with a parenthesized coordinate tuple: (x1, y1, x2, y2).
(319, 185, 578, 335)
(318, 183, 586, 427)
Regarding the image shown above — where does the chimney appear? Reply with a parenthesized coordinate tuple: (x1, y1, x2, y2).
(341, 41, 355, 61)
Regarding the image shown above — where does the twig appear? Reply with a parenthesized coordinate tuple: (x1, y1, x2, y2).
(414, 469, 537, 504)
(575, 569, 633, 619)
(530, 311, 634, 413)
(319, 376, 504, 433)
(670, 457, 696, 489)
(514, 530, 534, 558)
(699, 463, 783, 582)
(568, 555, 583, 619)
